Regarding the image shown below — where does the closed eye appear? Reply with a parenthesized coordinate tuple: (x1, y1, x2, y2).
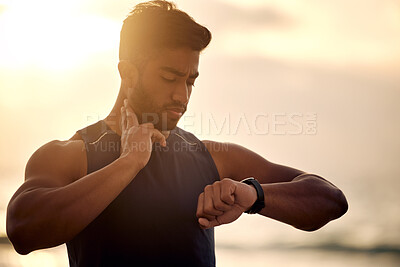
(161, 76, 176, 83)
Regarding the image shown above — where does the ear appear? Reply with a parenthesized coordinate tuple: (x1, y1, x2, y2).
(118, 60, 139, 90)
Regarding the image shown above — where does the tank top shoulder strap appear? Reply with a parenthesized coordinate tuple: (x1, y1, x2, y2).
(77, 120, 111, 144)
(76, 120, 121, 175)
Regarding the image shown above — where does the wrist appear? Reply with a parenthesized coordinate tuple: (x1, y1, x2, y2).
(241, 177, 265, 214)
(245, 185, 258, 211)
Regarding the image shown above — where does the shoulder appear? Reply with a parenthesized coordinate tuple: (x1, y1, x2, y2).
(25, 138, 87, 185)
(30, 135, 85, 162)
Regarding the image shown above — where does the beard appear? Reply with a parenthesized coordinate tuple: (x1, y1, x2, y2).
(129, 79, 186, 131)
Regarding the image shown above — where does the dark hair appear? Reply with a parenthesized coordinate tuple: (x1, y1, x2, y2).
(119, 0, 212, 64)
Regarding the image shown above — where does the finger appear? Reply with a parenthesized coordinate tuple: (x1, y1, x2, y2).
(203, 185, 224, 216)
(220, 179, 235, 205)
(141, 122, 154, 129)
(140, 123, 155, 137)
(149, 128, 167, 147)
(198, 217, 221, 229)
(196, 193, 215, 221)
(124, 101, 134, 129)
(120, 106, 126, 133)
(207, 218, 222, 228)
(161, 130, 169, 139)
(196, 193, 204, 218)
(124, 99, 139, 128)
(198, 217, 210, 229)
(212, 182, 233, 212)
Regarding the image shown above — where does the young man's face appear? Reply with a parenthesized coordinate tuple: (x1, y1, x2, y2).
(127, 47, 200, 131)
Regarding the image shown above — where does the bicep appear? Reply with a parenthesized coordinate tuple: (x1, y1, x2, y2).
(204, 141, 304, 184)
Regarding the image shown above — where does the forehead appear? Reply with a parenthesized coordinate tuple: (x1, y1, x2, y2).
(147, 47, 200, 75)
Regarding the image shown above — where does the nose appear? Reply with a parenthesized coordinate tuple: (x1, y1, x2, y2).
(171, 82, 190, 105)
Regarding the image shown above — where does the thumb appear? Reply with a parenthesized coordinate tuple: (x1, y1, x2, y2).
(198, 217, 210, 228)
(198, 217, 220, 229)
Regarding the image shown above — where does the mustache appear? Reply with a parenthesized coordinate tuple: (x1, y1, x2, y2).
(163, 103, 187, 112)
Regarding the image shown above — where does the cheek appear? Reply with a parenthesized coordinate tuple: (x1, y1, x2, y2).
(146, 81, 174, 102)
(127, 82, 150, 113)
(132, 82, 165, 112)
(127, 90, 142, 115)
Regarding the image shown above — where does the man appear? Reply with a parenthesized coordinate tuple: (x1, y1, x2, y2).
(6, 1, 348, 266)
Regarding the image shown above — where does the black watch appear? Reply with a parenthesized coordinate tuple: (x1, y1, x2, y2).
(241, 177, 265, 214)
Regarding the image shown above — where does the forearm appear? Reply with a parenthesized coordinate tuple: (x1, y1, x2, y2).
(258, 174, 348, 231)
(7, 157, 140, 254)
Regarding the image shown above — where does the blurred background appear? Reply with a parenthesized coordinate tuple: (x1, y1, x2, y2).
(0, 0, 399, 266)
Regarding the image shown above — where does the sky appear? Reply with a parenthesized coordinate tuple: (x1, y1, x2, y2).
(0, 0, 398, 168)
(0, 0, 399, 265)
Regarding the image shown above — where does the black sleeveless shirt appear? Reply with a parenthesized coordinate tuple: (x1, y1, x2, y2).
(66, 120, 219, 266)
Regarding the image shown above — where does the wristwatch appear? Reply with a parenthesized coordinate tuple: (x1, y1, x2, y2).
(241, 177, 265, 214)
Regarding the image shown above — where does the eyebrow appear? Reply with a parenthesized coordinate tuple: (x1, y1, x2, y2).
(160, 66, 199, 79)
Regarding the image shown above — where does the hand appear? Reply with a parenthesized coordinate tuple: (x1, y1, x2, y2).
(196, 178, 258, 229)
(119, 99, 167, 169)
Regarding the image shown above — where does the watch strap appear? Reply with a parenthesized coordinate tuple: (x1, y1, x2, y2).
(241, 177, 265, 214)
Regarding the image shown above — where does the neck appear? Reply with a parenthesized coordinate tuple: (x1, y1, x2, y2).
(103, 88, 170, 139)
(103, 89, 125, 136)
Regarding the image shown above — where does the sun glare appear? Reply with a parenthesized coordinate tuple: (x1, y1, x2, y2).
(0, 0, 120, 70)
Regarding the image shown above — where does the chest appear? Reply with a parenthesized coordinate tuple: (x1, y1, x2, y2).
(111, 146, 217, 226)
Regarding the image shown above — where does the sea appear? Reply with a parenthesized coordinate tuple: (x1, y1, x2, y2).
(1, 171, 399, 267)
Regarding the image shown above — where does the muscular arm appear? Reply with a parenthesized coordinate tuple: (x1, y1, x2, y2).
(6, 100, 166, 255)
(201, 141, 348, 231)
(6, 139, 141, 254)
